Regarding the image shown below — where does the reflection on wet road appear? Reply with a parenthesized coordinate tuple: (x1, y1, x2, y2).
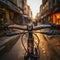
(0, 30, 60, 60)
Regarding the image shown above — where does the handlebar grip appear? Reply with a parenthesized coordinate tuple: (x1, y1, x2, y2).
(51, 24, 60, 29)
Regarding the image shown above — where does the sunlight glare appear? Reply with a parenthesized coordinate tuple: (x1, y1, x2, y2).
(27, 0, 42, 18)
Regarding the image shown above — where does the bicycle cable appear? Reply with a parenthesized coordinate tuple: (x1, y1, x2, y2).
(21, 32, 40, 58)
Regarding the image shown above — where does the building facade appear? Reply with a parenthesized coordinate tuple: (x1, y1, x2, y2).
(21, 0, 32, 25)
(40, 0, 60, 25)
(0, 0, 25, 36)
(0, 0, 23, 25)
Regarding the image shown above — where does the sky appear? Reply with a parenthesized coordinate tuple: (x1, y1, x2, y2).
(27, 0, 42, 18)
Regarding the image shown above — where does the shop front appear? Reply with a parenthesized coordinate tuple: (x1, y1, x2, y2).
(0, 7, 10, 36)
(0, 7, 10, 24)
(0, 8, 6, 25)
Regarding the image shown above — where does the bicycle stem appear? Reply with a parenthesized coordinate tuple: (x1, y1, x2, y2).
(27, 30, 34, 55)
(27, 25, 34, 55)
(24, 25, 39, 60)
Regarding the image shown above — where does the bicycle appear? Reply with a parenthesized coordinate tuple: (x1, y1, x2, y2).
(2, 24, 60, 60)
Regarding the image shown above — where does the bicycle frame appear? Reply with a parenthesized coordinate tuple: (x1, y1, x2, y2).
(24, 25, 38, 60)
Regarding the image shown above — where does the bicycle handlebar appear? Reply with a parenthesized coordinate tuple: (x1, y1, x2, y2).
(0, 24, 60, 35)
(8, 25, 27, 30)
(8, 24, 51, 30)
(0, 24, 60, 31)
(33, 25, 51, 30)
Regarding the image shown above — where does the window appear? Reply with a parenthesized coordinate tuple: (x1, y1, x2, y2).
(52, 13, 60, 24)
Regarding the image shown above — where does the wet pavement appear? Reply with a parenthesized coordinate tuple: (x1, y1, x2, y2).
(0, 30, 60, 60)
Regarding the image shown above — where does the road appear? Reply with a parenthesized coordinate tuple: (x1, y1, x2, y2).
(0, 30, 60, 60)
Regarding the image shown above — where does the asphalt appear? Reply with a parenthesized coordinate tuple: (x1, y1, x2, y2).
(43, 34, 60, 59)
(0, 29, 60, 60)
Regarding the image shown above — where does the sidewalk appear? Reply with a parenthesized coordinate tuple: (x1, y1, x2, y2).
(0, 29, 22, 47)
(0, 35, 20, 51)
